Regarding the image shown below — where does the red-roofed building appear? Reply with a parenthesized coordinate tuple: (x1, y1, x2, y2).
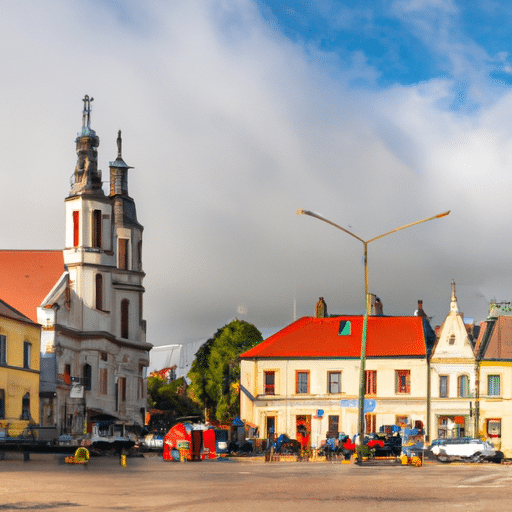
(0, 250, 65, 325)
(240, 307, 434, 448)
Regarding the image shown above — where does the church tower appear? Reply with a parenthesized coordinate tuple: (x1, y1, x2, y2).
(41, 96, 151, 438)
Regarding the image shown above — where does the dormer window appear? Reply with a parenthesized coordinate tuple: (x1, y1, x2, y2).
(338, 321, 351, 336)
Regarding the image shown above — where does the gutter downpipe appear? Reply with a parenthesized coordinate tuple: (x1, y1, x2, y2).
(475, 361, 480, 438)
(426, 359, 431, 443)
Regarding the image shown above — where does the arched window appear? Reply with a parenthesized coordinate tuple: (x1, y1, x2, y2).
(458, 375, 469, 397)
(83, 364, 92, 391)
(121, 299, 129, 339)
(449, 334, 456, 345)
(95, 274, 103, 310)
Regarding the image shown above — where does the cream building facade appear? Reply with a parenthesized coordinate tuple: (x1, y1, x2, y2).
(429, 281, 477, 439)
(240, 305, 434, 447)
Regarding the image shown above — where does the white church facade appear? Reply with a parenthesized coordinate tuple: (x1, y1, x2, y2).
(37, 96, 152, 436)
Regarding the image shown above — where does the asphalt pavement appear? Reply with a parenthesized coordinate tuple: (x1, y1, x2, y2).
(0, 453, 510, 511)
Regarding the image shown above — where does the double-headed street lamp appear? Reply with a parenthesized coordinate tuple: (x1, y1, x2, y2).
(297, 208, 450, 455)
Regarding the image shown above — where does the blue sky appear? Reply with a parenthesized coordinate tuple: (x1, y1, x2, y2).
(1, 0, 512, 345)
(257, 0, 512, 109)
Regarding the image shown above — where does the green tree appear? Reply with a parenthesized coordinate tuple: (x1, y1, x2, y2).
(147, 375, 201, 431)
(188, 319, 262, 423)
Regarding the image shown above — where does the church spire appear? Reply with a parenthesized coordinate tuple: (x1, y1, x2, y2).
(109, 130, 132, 198)
(69, 95, 103, 197)
(450, 279, 459, 313)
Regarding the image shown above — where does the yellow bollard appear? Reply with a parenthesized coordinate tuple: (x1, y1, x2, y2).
(120, 454, 127, 467)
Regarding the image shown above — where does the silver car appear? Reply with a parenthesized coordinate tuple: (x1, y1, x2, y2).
(429, 437, 502, 463)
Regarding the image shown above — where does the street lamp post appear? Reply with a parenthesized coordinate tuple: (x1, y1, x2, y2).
(297, 209, 450, 459)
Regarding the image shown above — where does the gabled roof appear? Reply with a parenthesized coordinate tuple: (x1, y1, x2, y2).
(476, 316, 512, 360)
(0, 298, 37, 325)
(241, 315, 427, 359)
(0, 250, 64, 323)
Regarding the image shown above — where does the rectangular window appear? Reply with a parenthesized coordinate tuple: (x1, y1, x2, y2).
(92, 210, 102, 248)
(99, 368, 108, 395)
(365, 370, 377, 395)
(296, 371, 309, 394)
(73, 211, 79, 247)
(328, 371, 341, 394)
(264, 371, 275, 395)
(458, 375, 469, 397)
(395, 370, 411, 394)
(365, 413, 376, 434)
(439, 375, 448, 398)
(119, 377, 127, 402)
(118, 238, 129, 270)
(23, 342, 31, 369)
(0, 389, 4, 419)
(328, 415, 339, 436)
(121, 299, 129, 339)
(21, 393, 30, 420)
(488, 375, 500, 396)
(0, 335, 6, 365)
(95, 273, 103, 310)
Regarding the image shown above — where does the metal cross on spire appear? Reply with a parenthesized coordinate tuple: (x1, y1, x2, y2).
(82, 95, 94, 128)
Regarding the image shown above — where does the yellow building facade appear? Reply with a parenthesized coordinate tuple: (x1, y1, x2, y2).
(0, 300, 40, 436)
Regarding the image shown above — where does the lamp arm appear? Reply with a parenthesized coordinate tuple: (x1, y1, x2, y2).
(365, 210, 450, 244)
(296, 209, 365, 244)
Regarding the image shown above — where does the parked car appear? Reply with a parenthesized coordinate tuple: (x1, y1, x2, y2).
(429, 437, 503, 463)
(143, 432, 164, 450)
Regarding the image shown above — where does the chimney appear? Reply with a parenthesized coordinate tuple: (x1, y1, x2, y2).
(370, 294, 384, 315)
(415, 300, 428, 318)
(315, 297, 327, 318)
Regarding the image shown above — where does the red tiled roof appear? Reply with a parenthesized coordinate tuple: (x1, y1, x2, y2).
(0, 298, 37, 325)
(0, 250, 64, 323)
(241, 316, 427, 358)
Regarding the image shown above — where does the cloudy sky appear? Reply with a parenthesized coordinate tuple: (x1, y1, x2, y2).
(2, 0, 512, 346)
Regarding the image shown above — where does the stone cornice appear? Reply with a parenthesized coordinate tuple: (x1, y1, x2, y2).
(54, 324, 152, 351)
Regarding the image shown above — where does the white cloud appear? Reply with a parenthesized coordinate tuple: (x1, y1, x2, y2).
(0, 0, 510, 346)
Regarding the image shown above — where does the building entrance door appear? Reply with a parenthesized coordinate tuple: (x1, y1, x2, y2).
(296, 415, 311, 450)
